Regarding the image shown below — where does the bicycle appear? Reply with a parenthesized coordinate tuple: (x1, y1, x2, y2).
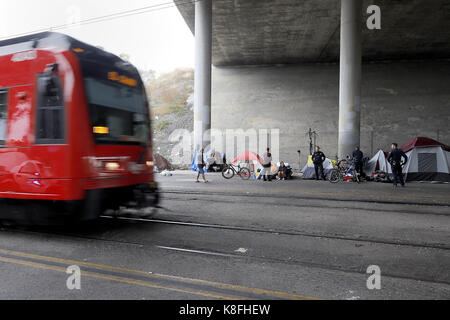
(221, 163, 251, 180)
(329, 159, 360, 183)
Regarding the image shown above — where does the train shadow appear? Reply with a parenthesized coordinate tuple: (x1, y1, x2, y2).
(0, 207, 162, 238)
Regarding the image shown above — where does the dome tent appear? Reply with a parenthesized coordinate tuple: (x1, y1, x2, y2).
(364, 149, 388, 176)
(301, 155, 335, 179)
(401, 137, 450, 153)
(232, 151, 263, 174)
(396, 137, 450, 182)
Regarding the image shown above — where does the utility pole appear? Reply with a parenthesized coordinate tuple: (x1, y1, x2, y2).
(370, 130, 374, 156)
(307, 128, 318, 155)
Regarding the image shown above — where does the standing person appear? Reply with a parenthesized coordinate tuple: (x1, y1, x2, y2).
(312, 146, 326, 180)
(196, 148, 208, 183)
(261, 148, 272, 181)
(352, 146, 364, 178)
(297, 150, 302, 172)
(387, 143, 408, 187)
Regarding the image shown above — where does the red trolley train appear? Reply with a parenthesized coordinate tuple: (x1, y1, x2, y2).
(0, 32, 158, 224)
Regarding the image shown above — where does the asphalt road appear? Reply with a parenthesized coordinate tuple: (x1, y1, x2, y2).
(0, 171, 449, 300)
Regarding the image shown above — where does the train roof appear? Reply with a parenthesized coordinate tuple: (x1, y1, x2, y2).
(0, 32, 141, 83)
(0, 32, 106, 56)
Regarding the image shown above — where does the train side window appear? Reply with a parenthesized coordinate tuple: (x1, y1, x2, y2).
(35, 74, 65, 144)
(0, 89, 7, 145)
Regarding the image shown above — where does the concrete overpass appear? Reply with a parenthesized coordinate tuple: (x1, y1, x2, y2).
(175, 0, 450, 164)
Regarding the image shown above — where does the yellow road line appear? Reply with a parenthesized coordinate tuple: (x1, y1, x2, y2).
(0, 255, 245, 300)
(0, 248, 320, 300)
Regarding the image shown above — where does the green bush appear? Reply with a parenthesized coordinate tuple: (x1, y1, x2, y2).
(153, 119, 169, 133)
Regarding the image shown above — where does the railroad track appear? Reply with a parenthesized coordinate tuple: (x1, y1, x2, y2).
(159, 189, 450, 208)
(158, 193, 450, 217)
(99, 215, 450, 251)
(1, 215, 449, 286)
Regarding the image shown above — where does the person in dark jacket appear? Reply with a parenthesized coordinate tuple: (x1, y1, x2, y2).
(387, 143, 408, 187)
(261, 148, 273, 181)
(312, 146, 326, 180)
(352, 146, 364, 177)
(278, 161, 288, 180)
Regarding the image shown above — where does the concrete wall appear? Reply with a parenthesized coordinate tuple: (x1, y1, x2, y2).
(211, 60, 450, 169)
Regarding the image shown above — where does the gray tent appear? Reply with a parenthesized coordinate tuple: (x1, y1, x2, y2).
(301, 156, 334, 179)
(399, 146, 450, 182)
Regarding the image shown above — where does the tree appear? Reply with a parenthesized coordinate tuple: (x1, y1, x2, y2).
(146, 68, 194, 117)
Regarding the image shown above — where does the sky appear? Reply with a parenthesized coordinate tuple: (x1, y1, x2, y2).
(0, 0, 195, 75)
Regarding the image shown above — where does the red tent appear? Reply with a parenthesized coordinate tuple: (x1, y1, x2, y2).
(401, 137, 450, 153)
(232, 151, 263, 164)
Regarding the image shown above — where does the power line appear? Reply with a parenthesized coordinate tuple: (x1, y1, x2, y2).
(0, 0, 199, 40)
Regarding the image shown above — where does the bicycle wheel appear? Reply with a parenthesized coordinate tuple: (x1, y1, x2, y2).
(329, 169, 340, 183)
(222, 166, 235, 179)
(238, 167, 251, 180)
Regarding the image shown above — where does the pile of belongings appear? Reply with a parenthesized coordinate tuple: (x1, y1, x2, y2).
(255, 162, 293, 180)
(370, 170, 391, 183)
(205, 149, 226, 172)
(153, 153, 174, 172)
(159, 170, 173, 176)
(337, 160, 358, 182)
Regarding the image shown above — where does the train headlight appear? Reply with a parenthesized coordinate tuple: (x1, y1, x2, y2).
(93, 126, 109, 134)
(146, 161, 154, 167)
(105, 162, 120, 171)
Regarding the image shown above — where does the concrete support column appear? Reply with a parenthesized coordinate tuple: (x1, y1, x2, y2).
(338, 0, 362, 158)
(194, 0, 212, 151)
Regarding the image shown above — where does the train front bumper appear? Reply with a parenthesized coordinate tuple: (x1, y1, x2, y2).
(129, 182, 160, 208)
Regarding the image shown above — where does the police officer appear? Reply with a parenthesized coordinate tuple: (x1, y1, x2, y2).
(352, 146, 364, 178)
(387, 143, 408, 187)
(312, 146, 326, 180)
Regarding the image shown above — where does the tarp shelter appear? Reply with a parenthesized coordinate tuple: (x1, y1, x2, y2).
(191, 149, 225, 172)
(396, 137, 450, 182)
(232, 151, 263, 174)
(364, 149, 388, 176)
(153, 153, 174, 171)
(205, 149, 224, 166)
(301, 155, 335, 179)
(191, 149, 206, 172)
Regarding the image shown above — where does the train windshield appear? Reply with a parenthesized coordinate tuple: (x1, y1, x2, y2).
(84, 77, 150, 146)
